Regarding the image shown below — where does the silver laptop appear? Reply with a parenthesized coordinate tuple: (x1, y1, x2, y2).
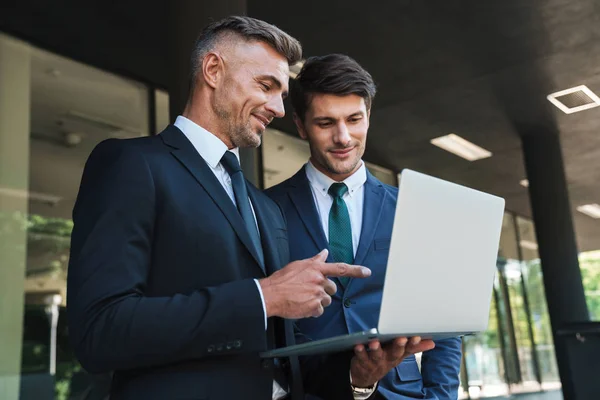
(260, 169, 505, 358)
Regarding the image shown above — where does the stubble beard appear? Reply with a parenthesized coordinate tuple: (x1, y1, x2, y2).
(214, 102, 262, 149)
(315, 147, 362, 177)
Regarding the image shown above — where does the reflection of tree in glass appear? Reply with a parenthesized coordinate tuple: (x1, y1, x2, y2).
(2, 211, 77, 400)
(522, 252, 600, 382)
(525, 253, 600, 331)
(0, 211, 73, 278)
(522, 260, 553, 345)
(579, 251, 600, 321)
(27, 214, 74, 237)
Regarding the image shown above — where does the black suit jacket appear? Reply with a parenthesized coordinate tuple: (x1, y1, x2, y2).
(67, 125, 354, 400)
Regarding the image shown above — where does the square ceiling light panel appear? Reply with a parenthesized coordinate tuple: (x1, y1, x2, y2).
(547, 85, 600, 114)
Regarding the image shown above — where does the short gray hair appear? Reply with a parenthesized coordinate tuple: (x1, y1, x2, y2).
(190, 16, 302, 89)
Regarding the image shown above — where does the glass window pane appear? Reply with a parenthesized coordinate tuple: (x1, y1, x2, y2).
(364, 161, 397, 186)
(262, 128, 310, 188)
(495, 214, 522, 388)
(462, 212, 548, 398)
(500, 213, 540, 393)
(155, 88, 170, 133)
(1, 33, 150, 400)
(0, 33, 31, 400)
(462, 282, 510, 398)
(505, 259, 538, 388)
(517, 216, 561, 390)
(579, 250, 600, 321)
(494, 268, 520, 386)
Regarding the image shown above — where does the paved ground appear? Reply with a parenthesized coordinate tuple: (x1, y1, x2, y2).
(493, 390, 563, 400)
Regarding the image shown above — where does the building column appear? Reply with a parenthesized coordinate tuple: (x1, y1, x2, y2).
(0, 33, 31, 400)
(521, 130, 589, 398)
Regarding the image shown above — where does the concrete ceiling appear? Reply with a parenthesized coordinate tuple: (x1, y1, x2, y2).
(250, 0, 600, 252)
(17, 0, 600, 252)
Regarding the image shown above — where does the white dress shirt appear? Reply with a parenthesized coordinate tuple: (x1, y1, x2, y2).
(305, 160, 367, 254)
(174, 116, 373, 399)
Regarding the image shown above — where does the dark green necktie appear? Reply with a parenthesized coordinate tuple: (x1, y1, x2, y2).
(328, 182, 353, 288)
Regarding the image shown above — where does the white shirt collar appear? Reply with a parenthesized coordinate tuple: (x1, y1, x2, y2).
(173, 115, 240, 168)
(305, 160, 367, 198)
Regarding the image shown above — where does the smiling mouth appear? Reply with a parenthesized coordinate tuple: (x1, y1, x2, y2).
(329, 147, 354, 156)
(252, 114, 271, 129)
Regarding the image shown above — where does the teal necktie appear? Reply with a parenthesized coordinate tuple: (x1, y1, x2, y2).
(328, 183, 353, 288)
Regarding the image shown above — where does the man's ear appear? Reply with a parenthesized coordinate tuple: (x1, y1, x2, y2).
(293, 113, 308, 140)
(202, 52, 224, 89)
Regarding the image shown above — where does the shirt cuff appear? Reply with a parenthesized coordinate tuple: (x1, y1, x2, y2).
(254, 279, 267, 330)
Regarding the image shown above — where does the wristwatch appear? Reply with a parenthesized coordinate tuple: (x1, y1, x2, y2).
(350, 382, 376, 394)
(349, 371, 377, 396)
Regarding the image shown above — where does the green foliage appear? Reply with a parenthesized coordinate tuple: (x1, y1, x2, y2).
(579, 250, 600, 321)
(0, 211, 73, 277)
(55, 362, 82, 400)
(27, 214, 73, 237)
(523, 251, 600, 327)
(0, 211, 73, 237)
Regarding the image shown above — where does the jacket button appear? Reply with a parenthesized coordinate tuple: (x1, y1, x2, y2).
(207, 345, 215, 353)
(216, 343, 224, 352)
(234, 340, 242, 349)
(226, 342, 233, 350)
(261, 359, 271, 370)
(343, 298, 352, 308)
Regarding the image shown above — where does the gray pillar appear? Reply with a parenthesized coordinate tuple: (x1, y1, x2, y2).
(521, 130, 589, 398)
(167, 1, 263, 187)
(0, 33, 31, 400)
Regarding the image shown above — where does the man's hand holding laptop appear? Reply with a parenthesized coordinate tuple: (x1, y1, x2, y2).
(350, 337, 435, 388)
(260, 247, 436, 390)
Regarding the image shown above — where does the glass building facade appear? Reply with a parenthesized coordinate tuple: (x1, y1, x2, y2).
(2, 31, 599, 400)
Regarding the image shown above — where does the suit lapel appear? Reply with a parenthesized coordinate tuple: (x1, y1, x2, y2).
(287, 168, 332, 261)
(160, 126, 265, 274)
(354, 171, 387, 266)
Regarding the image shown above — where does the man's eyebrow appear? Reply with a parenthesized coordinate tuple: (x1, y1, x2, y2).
(312, 111, 365, 122)
(312, 116, 336, 122)
(257, 74, 288, 97)
(347, 111, 365, 118)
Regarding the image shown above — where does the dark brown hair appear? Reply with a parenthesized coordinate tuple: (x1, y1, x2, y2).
(291, 54, 377, 122)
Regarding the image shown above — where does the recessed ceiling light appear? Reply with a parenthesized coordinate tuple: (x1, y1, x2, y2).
(576, 204, 600, 219)
(430, 134, 492, 161)
(520, 179, 529, 188)
(547, 85, 600, 114)
(520, 240, 538, 250)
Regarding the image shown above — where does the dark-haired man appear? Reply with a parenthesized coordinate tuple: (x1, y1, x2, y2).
(267, 54, 462, 399)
